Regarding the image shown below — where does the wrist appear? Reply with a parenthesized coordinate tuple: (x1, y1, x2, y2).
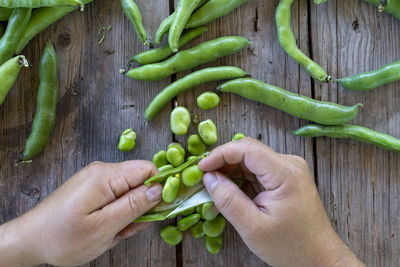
(0, 213, 44, 266)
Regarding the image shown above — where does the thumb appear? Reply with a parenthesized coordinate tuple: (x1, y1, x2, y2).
(203, 172, 261, 234)
(99, 184, 163, 232)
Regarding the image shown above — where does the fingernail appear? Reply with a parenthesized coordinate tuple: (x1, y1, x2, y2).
(146, 184, 162, 202)
(203, 172, 219, 191)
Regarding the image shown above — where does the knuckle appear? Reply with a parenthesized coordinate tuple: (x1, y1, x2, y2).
(216, 189, 235, 212)
(127, 193, 143, 216)
(109, 174, 130, 198)
(87, 161, 106, 173)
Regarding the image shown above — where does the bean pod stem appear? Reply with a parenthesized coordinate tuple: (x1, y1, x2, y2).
(0, 56, 29, 106)
(294, 124, 400, 153)
(217, 78, 361, 125)
(363, 0, 400, 19)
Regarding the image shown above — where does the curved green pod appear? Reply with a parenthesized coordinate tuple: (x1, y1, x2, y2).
(23, 42, 59, 160)
(337, 60, 400, 90)
(144, 66, 247, 121)
(186, 0, 248, 28)
(15, 0, 94, 54)
(0, 0, 83, 9)
(125, 36, 250, 81)
(294, 124, 400, 153)
(0, 8, 31, 66)
(276, 0, 331, 82)
(218, 78, 362, 125)
(0, 56, 29, 106)
(131, 27, 207, 65)
(120, 0, 149, 46)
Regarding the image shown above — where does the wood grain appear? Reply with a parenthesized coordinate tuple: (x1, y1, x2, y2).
(0, 0, 399, 266)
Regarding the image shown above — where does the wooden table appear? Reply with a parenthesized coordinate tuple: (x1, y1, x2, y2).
(1, 0, 399, 266)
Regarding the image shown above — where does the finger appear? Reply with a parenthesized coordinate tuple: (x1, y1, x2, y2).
(199, 138, 288, 190)
(99, 184, 162, 231)
(203, 171, 262, 235)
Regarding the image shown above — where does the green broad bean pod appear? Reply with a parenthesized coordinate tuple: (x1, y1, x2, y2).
(232, 132, 245, 141)
(167, 142, 185, 157)
(337, 60, 400, 91)
(201, 202, 219, 221)
(131, 27, 207, 65)
(120, 0, 149, 46)
(144, 66, 247, 121)
(177, 213, 201, 231)
(169, 0, 202, 52)
(166, 147, 185, 167)
(170, 106, 191, 136)
(0, 56, 29, 106)
(182, 165, 204, 187)
(0, 8, 31, 66)
(160, 225, 183, 246)
(16, 0, 94, 54)
(313, 0, 327, 3)
(218, 78, 361, 125)
(124, 36, 250, 81)
(153, 150, 168, 168)
(276, 0, 331, 82)
(0, 0, 83, 9)
(190, 221, 205, 238)
(186, 0, 248, 28)
(180, 207, 195, 216)
(158, 164, 174, 172)
(294, 124, 400, 153)
(0, 7, 12, 21)
(187, 155, 197, 161)
(205, 235, 223, 254)
(198, 119, 218, 145)
(162, 176, 180, 203)
(197, 91, 220, 110)
(134, 210, 171, 222)
(363, 0, 400, 20)
(23, 42, 59, 161)
(118, 129, 136, 152)
(202, 215, 226, 237)
(145, 152, 209, 185)
(187, 134, 207, 156)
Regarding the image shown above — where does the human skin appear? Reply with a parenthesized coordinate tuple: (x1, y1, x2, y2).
(0, 160, 162, 266)
(198, 138, 365, 267)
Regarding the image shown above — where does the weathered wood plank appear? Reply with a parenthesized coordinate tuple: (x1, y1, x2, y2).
(310, 0, 400, 266)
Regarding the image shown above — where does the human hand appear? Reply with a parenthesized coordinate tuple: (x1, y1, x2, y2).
(0, 160, 162, 266)
(199, 138, 365, 267)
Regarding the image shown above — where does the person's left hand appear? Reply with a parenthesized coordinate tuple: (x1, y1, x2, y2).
(0, 160, 162, 266)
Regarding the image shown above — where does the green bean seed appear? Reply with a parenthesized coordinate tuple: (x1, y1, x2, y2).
(180, 207, 195, 216)
(218, 78, 362, 125)
(201, 202, 219, 221)
(170, 106, 191, 136)
(198, 119, 218, 145)
(0, 8, 31, 66)
(144, 66, 247, 121)
(23, 42, 59, 160)
(160, 225, 183, 246)
(162, 176, 180, 203)
(0, 0, 83, 9)
(169, 0, 202, 52)
(187, 134, 207, 156)
(0, 56, 29, 106)
(190, 221, 205, 238)
(120, 0, 149, 46)
(203, 215, 226, 237)
(118, 129, 136, 152)
(131, 27, 207, 65)
(232, 132, 245, 141)
(158, 164, 174, 172)
(177, 213, 201, 231)
(0, 7, 12, 21)
(125, 36, 250, 81)
(153, 150, 168, 168)
(182, 165, 204, 187)
(337, 60, 400, 91)
(197, 92, 220, 110)
(167, 142, 185, 157)
(205, 235, 223, 254)
(166, 147, 185, 167)
(186, 0, 248, 28)
(294, 124, 400, 153)
(276, 0, 330, 82)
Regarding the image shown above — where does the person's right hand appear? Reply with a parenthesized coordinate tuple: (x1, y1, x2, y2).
(199, 138, 365, 267)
